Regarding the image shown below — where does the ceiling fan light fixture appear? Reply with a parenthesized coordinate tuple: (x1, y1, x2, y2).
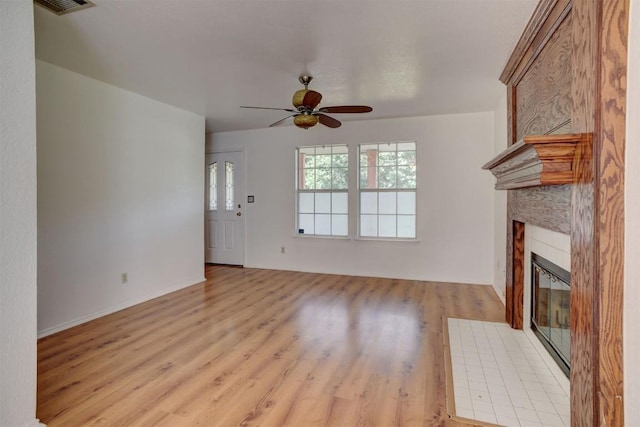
(240, 74, 372, 130)
(292, 89, 308, 108)
(294, 114, 319, 129)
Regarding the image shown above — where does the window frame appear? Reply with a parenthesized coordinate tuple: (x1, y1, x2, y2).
(293, 142, 418, 240)
(295, 144, 349, 237)
(357, 141, 417, 240)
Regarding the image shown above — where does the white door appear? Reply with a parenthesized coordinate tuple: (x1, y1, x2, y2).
(205, 151, 245, 265)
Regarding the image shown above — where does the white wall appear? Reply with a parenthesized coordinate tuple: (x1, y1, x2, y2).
(208, 112, 496, 284)
(493, 92, 508, 302)
(625, 0, 639, 423)
(36, 61, 205, 335)
(0, 1, 40, 426)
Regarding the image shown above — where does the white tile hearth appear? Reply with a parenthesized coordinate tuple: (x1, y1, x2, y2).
(447, 318, 570, 427)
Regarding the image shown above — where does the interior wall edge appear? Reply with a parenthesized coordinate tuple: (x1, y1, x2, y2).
(0, 1, 38, 426)
(624, 0, 640, 423)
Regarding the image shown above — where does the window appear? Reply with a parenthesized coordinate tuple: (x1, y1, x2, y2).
(359, 142, 416, 238)
(208, 162, 217, 211)
(296, 145, 348, 236)
(225, 161, 234, 211)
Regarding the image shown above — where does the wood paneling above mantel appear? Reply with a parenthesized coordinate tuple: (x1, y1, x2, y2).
(482, 133, 591, 190)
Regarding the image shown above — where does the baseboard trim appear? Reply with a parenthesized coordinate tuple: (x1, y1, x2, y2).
(19, 419, 45, 427)
(492, 284, 506, 305)
(37, 276, 206, 338)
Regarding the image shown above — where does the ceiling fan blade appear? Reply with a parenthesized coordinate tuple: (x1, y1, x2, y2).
(318, 105, 373, 114)
(269, 114, 298, 127)
(241, 106, 297, 112)
(316, 113, 341, 128)
(302, 90, 322, 109)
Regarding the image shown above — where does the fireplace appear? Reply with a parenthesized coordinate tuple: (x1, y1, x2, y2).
(522, 224, 571, 385)
(531, 253, 571, 377)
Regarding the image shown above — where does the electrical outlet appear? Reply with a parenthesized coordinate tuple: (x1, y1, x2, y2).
(281, 246, 285, 254)
(121, 272, 128, 284)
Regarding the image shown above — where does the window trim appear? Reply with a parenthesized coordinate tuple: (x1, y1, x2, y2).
(293, 141, 418, 240)
(357, 141, 417, 240)
(295, 144, 349, 237)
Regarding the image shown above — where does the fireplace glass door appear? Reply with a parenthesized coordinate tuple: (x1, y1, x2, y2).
(531, 253, 571, 376)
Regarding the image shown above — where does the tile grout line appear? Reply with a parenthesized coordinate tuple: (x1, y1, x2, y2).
(446, 318, 570, 427)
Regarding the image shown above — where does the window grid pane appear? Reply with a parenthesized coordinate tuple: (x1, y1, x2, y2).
(378, 215, 397, 237)
(315, 192, 331, 214)
(332, 192, 348, 214)
(360, 214, 377, 237)
(208, 162, 217, 211)
(315, 214, 331, 235)
(358, 142, 416, 239)
(298, 192, 314, 213)
(332, 214, 348, 236)
(378, 192, 396, 214)
(397, 215, 416, 238)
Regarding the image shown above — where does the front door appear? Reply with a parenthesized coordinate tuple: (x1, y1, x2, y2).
(205, 151, 245, 265)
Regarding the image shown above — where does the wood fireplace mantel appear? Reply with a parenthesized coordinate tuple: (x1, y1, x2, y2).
(482, 133, 591, 190)
(491, 0, 627, 422)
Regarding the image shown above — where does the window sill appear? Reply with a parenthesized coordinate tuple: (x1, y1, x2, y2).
(291, 235, 420, 244)
(293, 234, 350, 241)
(354, 237, 420, 244)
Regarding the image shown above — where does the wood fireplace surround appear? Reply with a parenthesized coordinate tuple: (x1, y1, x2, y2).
(483, 0, 628, 425)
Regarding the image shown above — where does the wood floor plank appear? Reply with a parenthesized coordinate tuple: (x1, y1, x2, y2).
(37, 265, 504, 426)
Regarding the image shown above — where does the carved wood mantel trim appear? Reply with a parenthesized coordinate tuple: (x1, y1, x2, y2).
(500, 0, 572, 86)
(482, 133, 591, 189)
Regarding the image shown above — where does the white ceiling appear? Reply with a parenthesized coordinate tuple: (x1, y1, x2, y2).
(34, 0, 537, 133)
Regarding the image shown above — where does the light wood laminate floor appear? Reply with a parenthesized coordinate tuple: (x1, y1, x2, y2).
(37, 265, 504, 426)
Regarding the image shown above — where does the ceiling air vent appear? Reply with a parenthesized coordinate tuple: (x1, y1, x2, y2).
(34, 0, 95, 15)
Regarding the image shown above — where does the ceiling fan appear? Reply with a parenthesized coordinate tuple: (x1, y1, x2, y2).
(241, 75, 373, 129)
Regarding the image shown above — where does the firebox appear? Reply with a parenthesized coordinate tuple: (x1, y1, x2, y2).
(531, 253, 571, 377)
